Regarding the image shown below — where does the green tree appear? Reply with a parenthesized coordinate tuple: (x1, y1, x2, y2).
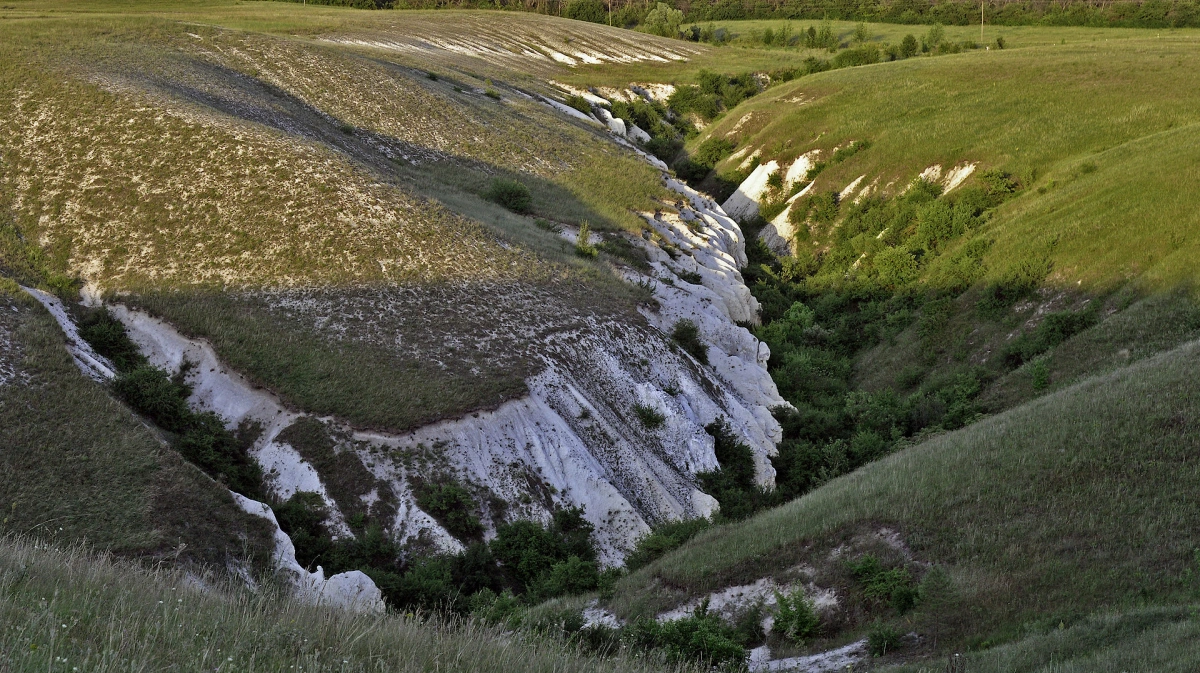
(643, 2, 684, 38)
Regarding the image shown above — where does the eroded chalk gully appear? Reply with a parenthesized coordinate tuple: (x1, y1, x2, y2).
(27, 122, 788, 616)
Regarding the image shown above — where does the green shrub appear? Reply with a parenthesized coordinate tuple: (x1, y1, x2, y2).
(563, 94, 593, 115)
(274, 491, 333, 570)
(112, 365, 192, 433)
(532, 556, 600, 599)
(623, 602, 746, 668)
(1002, 308, 1098, 367)
(677, 270, 703, 285)
(574, 222, 598, 258)
(486, 178, 532, 213)
(867, 620, 902, 656)
(625, 517, 711, 571)
(900, 33, 919, 57)
(415, 481, 484, 541)
(78, 309, 145, 372)
(773, 588, 820, 643)
(832, 44, 881, 68)
(850, 555, 920, 614)
(490, 507, 597, 596)
(633, 403, 666, 429)
(563, 0, 606, 23)
(671, 319, 708, 365)
(484, 88, 501, 100)
(642, 2, 683, 37)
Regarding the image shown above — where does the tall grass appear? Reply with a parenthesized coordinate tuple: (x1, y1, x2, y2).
(0, 535, 694, 673)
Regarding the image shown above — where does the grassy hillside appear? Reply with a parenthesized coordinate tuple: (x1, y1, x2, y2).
(610, 334, 1200, 651)
(0, 535, 691, 673)
(694, 32, 1200, 291)
(0, 2, 682, 432)
(0, 284, 274, 567)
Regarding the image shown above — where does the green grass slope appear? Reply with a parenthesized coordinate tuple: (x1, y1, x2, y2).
(611, 335, 1200, 646)
(0, 535, 690, 673)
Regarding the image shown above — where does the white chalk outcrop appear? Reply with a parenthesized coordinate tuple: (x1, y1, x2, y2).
(233, 494, 385, 613)
(721, 160, 779, 222)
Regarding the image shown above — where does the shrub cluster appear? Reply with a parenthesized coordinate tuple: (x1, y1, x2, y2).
(486, 178, 532, 213)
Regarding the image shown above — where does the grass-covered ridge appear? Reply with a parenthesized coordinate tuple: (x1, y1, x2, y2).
(611, 335, 1200, 645)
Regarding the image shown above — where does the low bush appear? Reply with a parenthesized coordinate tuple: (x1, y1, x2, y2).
(574, 222, 598, 258)
(563, 94, 593, 115)
(671, 319, 708, 364)
(773, 588, 821, 643)
(867, 620, 903, 656)
(486, 178, 532, 213)
(415, 480, 485, 541)
(623, 601, 746, 669)
(850, 555, 920, 614)
(1002, 308, 1098, 367)
(633, 403, 666, 429)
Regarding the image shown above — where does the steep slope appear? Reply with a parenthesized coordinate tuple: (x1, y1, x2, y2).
(610, 335, 1200, 655)
(0, 284, 275, 570)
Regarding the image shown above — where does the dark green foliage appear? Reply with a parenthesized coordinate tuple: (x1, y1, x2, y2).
(773, 588, 821, 643)
(486, 178, 532, 213)
(176, 412, 265, 498)
(112, 365, 192, 433)
(677, 270, 703, 284)
(674, 137, 735, 183)
(563, 0, 606, 23)
(625, 518, 712, 571)
(415, 481, 485, 541)
(832, 44, 881, 68)
(623, 602, 747, 669)
(563, 94, 593, 115)
(491, 507, 597, 597)
(671, 319, 708, 364)
(697, 418, 771, 520)
(867, 620, 902, 656)
(78, 309, 145, 371)
(850, 555, 920, 614)
(1003, 308, 1099, 368)
(670, 70, 760, 121)
(900, 33, 919, 57)
(633, 403, 666, 429)
(274, 491, 333, 570)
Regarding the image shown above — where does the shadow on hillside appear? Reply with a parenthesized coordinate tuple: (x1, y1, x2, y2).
(114, 53, 627, 234)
